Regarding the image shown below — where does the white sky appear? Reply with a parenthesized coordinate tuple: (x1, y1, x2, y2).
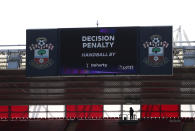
(0, 0, 195, 45)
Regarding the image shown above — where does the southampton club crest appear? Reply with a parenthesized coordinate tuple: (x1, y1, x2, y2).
(29, 37, 54, 69)
(143, 35, 169, 67)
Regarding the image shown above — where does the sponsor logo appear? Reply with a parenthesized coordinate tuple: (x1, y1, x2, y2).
(29, 37, 54, 69)
(143, 35, 169, 67)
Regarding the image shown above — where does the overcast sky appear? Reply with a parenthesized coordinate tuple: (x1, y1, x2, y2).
(0, 0, 194, 45)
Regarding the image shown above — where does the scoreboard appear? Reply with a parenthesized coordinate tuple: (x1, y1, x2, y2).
(26, 26, 172, 76)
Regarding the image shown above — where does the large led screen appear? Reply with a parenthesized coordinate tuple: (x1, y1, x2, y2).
(26, 26, 172, 76)
(60, 28, 138, 75)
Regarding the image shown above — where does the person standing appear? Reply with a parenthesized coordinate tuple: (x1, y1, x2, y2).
(129, 107, 134, 120)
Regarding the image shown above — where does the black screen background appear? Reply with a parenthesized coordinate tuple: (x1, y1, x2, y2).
(59, 27, 138, 75)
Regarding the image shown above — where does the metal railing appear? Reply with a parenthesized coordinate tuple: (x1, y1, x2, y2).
(0, 49, 26, 69)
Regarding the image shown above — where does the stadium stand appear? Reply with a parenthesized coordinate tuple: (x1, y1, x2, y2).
(0, 45, 195, 130)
